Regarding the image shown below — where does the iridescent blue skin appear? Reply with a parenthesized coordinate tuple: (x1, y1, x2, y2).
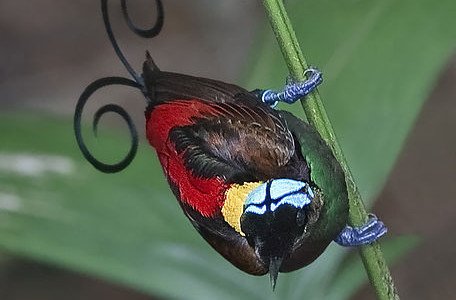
(244, 179, 314, 215)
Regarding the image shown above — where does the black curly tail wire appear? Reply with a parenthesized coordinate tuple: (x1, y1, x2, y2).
(74, 0, 163, 173)
(102, 0, 163, 86)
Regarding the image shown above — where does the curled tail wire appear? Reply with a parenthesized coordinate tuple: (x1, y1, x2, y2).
(74, 0, 163, 173)
(102, 0, 163, 87)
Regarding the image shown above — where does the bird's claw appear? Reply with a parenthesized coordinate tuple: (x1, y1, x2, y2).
(334, 214, 387, 247)
(252, 67, 323, 107)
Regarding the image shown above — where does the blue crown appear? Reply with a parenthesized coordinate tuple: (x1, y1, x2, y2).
(244, 179, 314, 215)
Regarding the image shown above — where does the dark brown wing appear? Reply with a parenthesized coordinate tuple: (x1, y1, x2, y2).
(143, 54, 307, 183)
(143, 54, 255, 107)
(169, 101, 299, 183)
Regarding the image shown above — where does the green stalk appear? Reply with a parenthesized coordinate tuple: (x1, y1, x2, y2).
(261, 0, 399, 299)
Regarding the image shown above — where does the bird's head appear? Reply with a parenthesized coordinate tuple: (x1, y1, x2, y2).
(239, 179, 314, 288)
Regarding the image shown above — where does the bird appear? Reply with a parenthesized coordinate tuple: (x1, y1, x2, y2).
(74, 0, 387, 288)
(141, 54, 349, 288)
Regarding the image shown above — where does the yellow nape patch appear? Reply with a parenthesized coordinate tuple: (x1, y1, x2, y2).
(222, 181, 263, 236)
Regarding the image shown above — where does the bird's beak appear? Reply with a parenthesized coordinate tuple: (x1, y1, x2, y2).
(269, 256, 283, 290)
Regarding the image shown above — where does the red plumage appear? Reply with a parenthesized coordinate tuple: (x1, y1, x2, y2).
(146, 99, 229, 217)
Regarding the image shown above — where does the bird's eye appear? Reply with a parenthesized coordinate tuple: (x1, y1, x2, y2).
(296, 208, 307, 227)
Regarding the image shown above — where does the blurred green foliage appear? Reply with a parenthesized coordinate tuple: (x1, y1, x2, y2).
(246, 0, 456, 205)
(0, 0, 455, 299)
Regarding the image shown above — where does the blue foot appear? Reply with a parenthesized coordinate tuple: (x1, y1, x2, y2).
(255, 68, 323, 107)
(334, 214, 387, 247)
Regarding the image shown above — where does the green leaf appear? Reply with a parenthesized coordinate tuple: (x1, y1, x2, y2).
(246, 0, 456, 204)
(326, 236, 420, 300)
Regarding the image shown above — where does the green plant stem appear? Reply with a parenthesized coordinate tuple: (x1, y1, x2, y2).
(261, 0, 399, 299)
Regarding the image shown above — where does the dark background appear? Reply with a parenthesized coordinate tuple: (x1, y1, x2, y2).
(1, 1, 455, 299)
